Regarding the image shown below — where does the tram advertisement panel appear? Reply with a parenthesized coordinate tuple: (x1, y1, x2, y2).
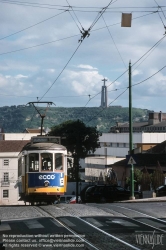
(28, 173, 64, 187)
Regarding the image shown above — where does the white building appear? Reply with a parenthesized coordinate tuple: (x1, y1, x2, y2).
(94, 132, 166, 157)
(0, 131, 44, 205)
(0, 140, 29, 205)
(85, 132, 166, 182)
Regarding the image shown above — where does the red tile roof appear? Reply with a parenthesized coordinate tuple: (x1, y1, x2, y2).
(0, 140, 29, 152)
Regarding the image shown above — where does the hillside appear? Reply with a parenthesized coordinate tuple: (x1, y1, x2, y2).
(0, 105, 150, 133)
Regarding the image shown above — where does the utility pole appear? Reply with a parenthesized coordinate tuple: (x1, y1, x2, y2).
(129, 61, 135, 200)
(75, 155, 79, 203)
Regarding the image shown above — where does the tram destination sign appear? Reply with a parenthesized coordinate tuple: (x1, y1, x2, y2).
(31, 136, 61, 144)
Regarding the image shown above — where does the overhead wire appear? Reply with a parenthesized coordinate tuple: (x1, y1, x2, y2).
(2, 2, 165, 161)
(77, 32, 166, 122)
(1, 28, 164, 109)
(66, 0, 83, 31)
(7, 62, 166, 138)
(132, 36, 166, 72)
(1, 0, 165, 13)
(0, 11, 67, 41)
(0, 1, 165, 122)
(0, 34, 80, 56)
(38, 42, 82, 101)
(38, 0, 115, 101)
(0, 0, 165, 9)
(0, 11, 158, 57)
(89, 0, 115, 31)
(85, 64, 166, 124)
(101, 15, 127, 69)
(154, 0, 166, 20)
(132, 35, 166, 67)
(154, 0, 166, 35)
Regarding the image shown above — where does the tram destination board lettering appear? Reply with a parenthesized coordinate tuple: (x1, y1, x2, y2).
(32, 136, 61, 144)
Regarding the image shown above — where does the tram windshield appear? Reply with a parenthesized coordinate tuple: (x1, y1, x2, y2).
(29, 153, 39, 172)
(41, 153, 53, 171)
(55, 153, 63, 170)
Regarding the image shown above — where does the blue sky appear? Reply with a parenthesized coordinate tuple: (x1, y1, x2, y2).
(0, 0, 166, 111)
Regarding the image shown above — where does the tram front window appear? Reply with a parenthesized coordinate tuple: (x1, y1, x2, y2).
(29, 153, 39, 172)
(41, 153, 53, 171)
(55, 153, 63, 170)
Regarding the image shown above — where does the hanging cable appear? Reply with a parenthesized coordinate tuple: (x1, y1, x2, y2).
(0, 11, 66, 41)
(0, 11, 158, 56)
(102, 15, 127, 69)
(39, 42, 82, 101)
(66, 0, 83, 31)
(154, 0, 166, 34)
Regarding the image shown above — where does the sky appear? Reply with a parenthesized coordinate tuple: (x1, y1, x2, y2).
(0, 0, 166, 112)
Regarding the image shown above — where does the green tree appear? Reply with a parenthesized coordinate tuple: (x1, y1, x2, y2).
(49, 120, 100, 180)
(126, 168, 143, 189)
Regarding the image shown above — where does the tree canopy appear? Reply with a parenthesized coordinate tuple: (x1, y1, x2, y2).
(49, 120, 100, 159)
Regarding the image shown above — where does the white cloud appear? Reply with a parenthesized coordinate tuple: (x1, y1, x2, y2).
(77, 64, 97, 70)
(0, 0, 165, 110)
(15, 74, 28, 79)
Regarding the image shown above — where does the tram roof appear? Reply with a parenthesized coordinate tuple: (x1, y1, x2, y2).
(22, 142, 66, 151)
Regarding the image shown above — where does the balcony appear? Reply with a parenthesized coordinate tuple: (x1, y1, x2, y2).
(1, 180, 10, 187)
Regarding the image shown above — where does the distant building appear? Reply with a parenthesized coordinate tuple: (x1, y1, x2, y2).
(84, 111, 166, 184)
(110, 111, 166, 133)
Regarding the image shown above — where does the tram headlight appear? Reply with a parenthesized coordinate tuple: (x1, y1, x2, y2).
(44, 180, 50, 187)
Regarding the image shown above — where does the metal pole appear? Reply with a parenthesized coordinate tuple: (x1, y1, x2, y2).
(41, 116, 44, 136)
(76, 156, 78, 203)
(129, 61, 135, 200)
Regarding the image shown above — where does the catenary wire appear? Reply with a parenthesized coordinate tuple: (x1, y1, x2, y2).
(102, 15, 127, 69)
(154, 0, 166, 20)
(38, 41, 82, 101)
(1, 14, 164, 108)
(0, 11, 67, 41)
(0, 6, 164, 114)
(0, 34, 80, 56)
(6, 63, 166, 143)
(38, 1, 117, 101)
(0, 11, 158, 56)
(1, 31, 164, 105)
(84, 64, 166, 124)
(89, 0, 115, 31)
(0, 0, 165, 13)
(0, 0, 166, 10)
(66, 0, 83, 30)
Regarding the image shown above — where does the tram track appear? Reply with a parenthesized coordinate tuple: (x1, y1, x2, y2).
(34, 205, 141, 250)
(110, 204, 166, 233)
(86, 203, 166, 233)
(85, 203, 166, 249)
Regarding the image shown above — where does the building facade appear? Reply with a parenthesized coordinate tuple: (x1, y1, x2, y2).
(0, 140, 29, 205)
(84, 111, 166, 183)
(0, 130, 43, 205)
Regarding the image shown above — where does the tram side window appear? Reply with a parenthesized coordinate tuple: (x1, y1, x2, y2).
(29, 153, 39, 172)
(41, 153, 53, 171)
(55, 153, 63, 170)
